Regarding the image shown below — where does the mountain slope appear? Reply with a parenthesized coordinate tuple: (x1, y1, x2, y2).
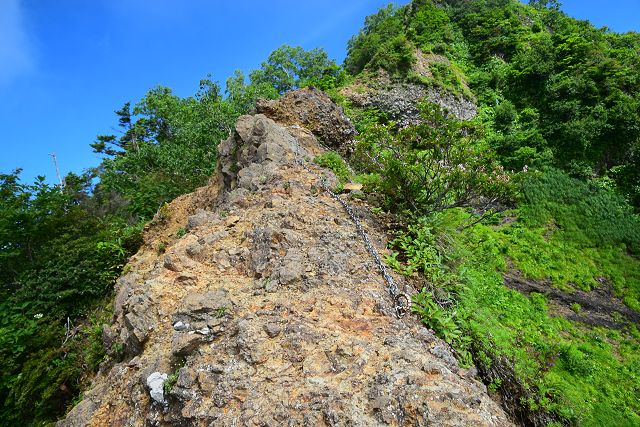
(59, 89, 511, 426)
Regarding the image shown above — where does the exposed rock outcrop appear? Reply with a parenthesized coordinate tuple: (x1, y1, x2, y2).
(256, 87, 356, 148)
(344, 82, 477, 127)
(59, 90, 510, 426)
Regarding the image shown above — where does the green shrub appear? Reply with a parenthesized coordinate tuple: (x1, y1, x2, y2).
(314, 151, 351, 182)
(519, 168, 640, 252)
(354, 103, 515, 216)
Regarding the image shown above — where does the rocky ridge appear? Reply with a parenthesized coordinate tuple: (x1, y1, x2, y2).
(59, 89, 511, 426)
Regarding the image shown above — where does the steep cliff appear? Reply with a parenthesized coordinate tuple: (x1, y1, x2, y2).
(59, 89, 510, 426)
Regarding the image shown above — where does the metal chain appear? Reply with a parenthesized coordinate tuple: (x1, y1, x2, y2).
(292, 143, 410, 317)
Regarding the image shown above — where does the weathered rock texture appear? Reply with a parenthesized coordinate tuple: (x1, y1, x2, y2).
(59, 90, 510, 427)
(344, 82, 477, 127)
(256, 88, 357, 149)
(342, 51, 477, 127)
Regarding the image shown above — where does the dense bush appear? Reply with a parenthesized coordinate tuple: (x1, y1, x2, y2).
(353, 103, 514, 217)
(519, 168, 640, 252)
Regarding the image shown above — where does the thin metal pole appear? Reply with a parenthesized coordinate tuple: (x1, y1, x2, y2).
(49, 152, 64, 187)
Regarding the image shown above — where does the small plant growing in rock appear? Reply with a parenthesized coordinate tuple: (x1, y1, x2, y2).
(570, 303, 582, 313)
(314, 151, 350, 182)
(215, 307, 228, 318)
(156, 242, 166, 254)
(112, 342, 125, 361)
(156, 202, 171, 223)
(176, 227, 187, 238)
(164, 358, 187, 394)
(163, 370, 180, 394)
(488, 378, 503, 392)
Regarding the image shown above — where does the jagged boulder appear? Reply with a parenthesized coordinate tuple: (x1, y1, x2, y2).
(58, 89, 511, 427)
(256, 87, 356, 148)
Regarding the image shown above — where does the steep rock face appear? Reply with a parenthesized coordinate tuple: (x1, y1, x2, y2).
(59, 90, 510, 427)
(255, 87, 357, 149)
(344, 82, 477, 127)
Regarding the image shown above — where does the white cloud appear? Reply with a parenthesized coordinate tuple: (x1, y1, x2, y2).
(0, 0, 34, 85)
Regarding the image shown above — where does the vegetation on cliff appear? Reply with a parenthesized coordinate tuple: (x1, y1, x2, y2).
(340, 1, 640, 425)
(1, 1, 639, 425)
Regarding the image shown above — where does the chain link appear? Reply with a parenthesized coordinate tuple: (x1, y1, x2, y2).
(292, 144, 410, 317)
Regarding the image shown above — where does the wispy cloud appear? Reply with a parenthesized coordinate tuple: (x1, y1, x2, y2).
(0, 0, 34, 86)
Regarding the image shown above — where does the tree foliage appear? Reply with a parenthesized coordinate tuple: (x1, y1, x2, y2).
(354, 103, 513, 217)
(249, 45, 344, 94)
(345, 0, 640, 207)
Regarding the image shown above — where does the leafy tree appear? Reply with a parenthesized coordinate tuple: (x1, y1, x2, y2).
(225, 70, 278, 116)
(0, 170, 140, 425)
(345, 4, 413, 75)
(94, 80, 234, 218)
(249, 45, 342, 94)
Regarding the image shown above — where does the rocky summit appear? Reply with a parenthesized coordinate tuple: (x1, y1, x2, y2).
(59, 89, 511, 426)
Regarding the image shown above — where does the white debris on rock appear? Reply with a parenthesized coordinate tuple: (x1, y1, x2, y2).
(146, 372, 168, 404)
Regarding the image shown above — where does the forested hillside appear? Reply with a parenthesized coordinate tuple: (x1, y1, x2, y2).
(337, 1, 640, 425)
(1, 1, 639, 426)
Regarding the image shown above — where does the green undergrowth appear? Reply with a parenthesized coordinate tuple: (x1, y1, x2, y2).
(0, 297, 113, 425)
(314, 151, 351, 183)
(388, 180, 640, 425)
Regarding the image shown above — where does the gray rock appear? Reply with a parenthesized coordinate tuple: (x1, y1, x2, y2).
(347, 82, 477, 127)
(275, 248, 305, 285)
(200, 230, 229, 246)
(247, 227, 278, 277)
(169, 368, 197, 402)
(217, 114, 299, 191)
(195, 326, 210, 335)
(163, 255, 181, 272)
(430, 343, 459, 370)
(173, 321, 189, 331)
(263, 322, 281, 338)
(185, 242, 203, 258)
(174, 273, 197, 287)
(187, 210, 218, 230)
(121, 293, 156, 356)
(55, 384, 106, 427)
(256, 87, 356, 148)
(180, 290, 230, 315)
(171, 333, 203, 357)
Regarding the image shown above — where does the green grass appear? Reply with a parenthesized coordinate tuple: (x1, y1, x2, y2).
(391, 205, 640, 425)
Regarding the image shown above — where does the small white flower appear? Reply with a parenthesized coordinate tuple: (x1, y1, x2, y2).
(34, 313, 43, 319)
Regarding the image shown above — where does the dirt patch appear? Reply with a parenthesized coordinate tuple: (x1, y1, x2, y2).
(504, 271, 640, 329)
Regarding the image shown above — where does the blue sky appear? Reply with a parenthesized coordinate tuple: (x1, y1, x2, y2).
(1, 0, 638, 185)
